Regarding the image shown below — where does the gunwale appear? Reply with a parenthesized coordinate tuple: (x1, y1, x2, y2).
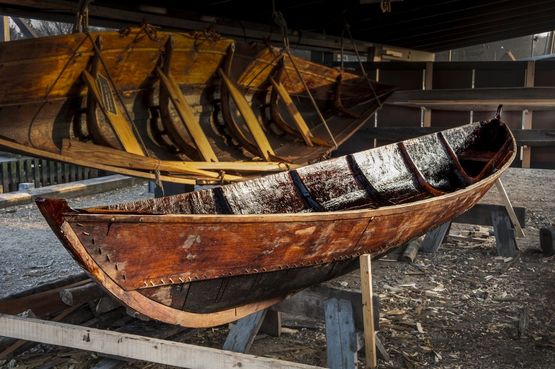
(73, 124, 516, 223)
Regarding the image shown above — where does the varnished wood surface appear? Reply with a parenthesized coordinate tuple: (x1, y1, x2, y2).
(36, 119, 516, 327)
(0, 28, 393, 182)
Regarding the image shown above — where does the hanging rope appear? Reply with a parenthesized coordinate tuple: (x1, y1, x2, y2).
(72, 0, 92, 33)
(344, 23, 383, 108)
(381, 0, 392, 13)
(272, 1, 338, 149)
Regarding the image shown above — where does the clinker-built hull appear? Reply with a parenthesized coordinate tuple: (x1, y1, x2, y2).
(37, 117, 515, 328)
(0, 27, 392, 184)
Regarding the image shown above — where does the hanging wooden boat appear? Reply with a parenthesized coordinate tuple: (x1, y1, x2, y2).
(0, 27, 393, 184)
(37, 116, 515, 328)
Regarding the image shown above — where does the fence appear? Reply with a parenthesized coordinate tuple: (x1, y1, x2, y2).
(0, 155, 99, 193)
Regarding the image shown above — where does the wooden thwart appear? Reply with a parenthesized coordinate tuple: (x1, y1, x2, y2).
(156, 67, 219, 162)
(82, 71, 145, 156)
(219, 69, 275, 160)
(270, 77, 314, 146)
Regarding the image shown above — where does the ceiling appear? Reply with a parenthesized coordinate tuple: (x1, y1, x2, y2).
(1, 0, 555, 52)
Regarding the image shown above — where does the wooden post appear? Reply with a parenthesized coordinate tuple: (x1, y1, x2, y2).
(324, 298, 357, 369)
(495, 179, 525, 238)
(420, 222, 451, 253)
(521, 61, 534, 168)
(359, 254, 377, 369)
(491, 207, 518, 257)
(422, 62, 433, 127)
(223, 309, 267, 354)
(0, 16, 9, 42)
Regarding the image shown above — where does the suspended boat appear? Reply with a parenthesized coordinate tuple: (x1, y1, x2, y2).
(37, 116, 515, 328)
(0, 27, 393, 184)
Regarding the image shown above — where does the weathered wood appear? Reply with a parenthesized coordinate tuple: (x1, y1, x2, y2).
(388, 87, 555, 111)
(495, 179, 525, 238)
(365, 127, 555, 147)
(521, 61, 535, 168)
(539, 226, 555, 257)
(359, 255, 377, 369)
(259, 309, 282, 337)
(275, 286, 379, 332)
(223, 310, 267, 353)
(60, 282, 105, 306)
(325, 298, 357, 369)
(491, 207, 518, 257)
(454, 204, 525, 228)
(420, 222, 451, 253)
(95, 296, 121, 315)
(0, 315, 322, 369)
(399, 237, 422, 262)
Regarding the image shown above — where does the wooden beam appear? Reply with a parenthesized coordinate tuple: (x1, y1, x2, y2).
(454, 203, 525, 228)
(521, 61, 535, 168)
(422, 62, 433, 127)
(0, 16, 9, 42)
(0, 314, 323, 369)
(359, 255, 377, 369)
(387, 87, 555, 111)
(364, 127, 555, 147)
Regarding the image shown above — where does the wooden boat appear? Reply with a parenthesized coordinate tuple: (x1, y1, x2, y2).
(37, 116, 515, 328)
(0, 27, 393, 184)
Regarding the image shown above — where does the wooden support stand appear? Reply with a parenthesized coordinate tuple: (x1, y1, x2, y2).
(224, 255, 382, 369)
(418, 203, 525, 257)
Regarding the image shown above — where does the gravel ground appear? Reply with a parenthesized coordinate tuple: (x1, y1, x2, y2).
(1, 168, 554, 368)
(0, 183, 152, 298)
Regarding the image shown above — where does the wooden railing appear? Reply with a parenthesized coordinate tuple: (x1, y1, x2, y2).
(0, 155, 99, 193)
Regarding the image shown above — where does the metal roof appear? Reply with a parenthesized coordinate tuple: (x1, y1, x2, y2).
(1, 0, 555, 52)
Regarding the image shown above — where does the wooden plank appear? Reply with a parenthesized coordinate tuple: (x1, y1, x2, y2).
(259, 310, 282, 337)
(17, 159, 25, 187)
(40, 159, 48, 187)
(223, 310, 267, 353)
(219, 69, 275, 160)
(32, 159, 40, 188)
(82, 70, 145, 156)
(495, 179, 525, 238)
(275, 286, 379, 332)
(491, 207, 518, 257)
(1, 161, 8, 193)
(364, 127, 555, 147)
(0, 315, 322, 369)
(359, 255, 377, 369)
(157, 67, 219, 162)
(0, 136, 197, 185)
(56, 161, 63, 184)
(454, 204, 525, 228)
(324, 298, 357, 369)
(420, 222, 451, 253)
(270, 77, 314, 146)
(521, 61, 535, 168)
(422, 62, 433, 127)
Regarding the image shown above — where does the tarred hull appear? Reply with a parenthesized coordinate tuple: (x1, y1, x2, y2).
(37, 118, 516, 327)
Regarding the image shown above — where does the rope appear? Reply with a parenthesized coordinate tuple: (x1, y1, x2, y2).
(84, 31, 150, 156)
(272, 2, 338, 149)
(344, 23, 383, 108)
(381, 0, 392, 13)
